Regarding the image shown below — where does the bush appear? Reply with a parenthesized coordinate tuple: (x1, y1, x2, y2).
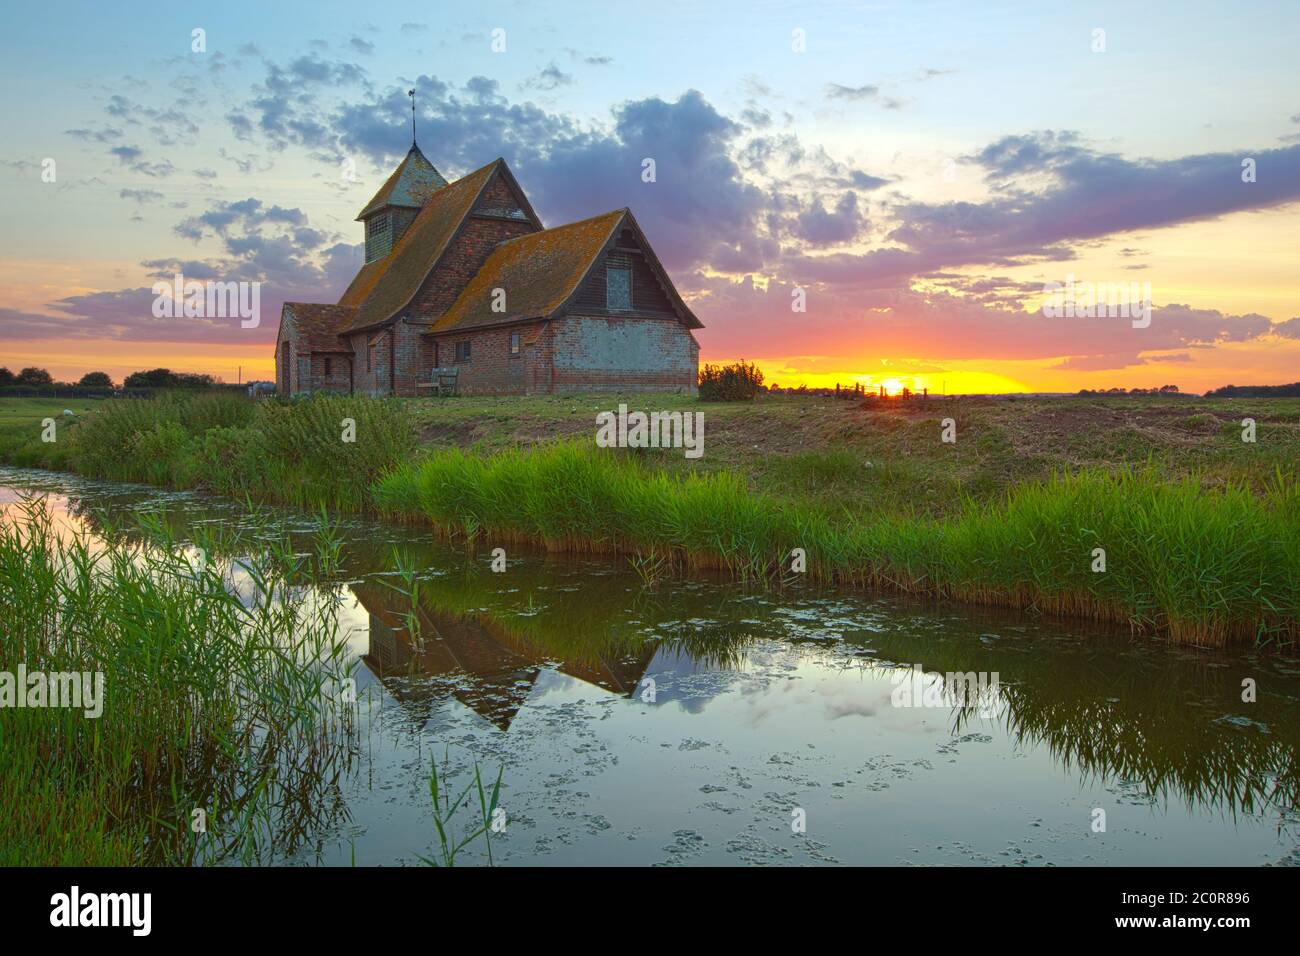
(67, 397, 186, 481)
(698, 361, 764, 401)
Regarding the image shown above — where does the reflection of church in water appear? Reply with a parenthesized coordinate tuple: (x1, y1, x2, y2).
(352, 581, 664, 731)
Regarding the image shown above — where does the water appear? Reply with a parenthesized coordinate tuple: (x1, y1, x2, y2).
(4, 466, 1299, 867)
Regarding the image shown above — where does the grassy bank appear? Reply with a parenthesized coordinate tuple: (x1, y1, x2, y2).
(0, 499, 355, 865)
(374, 442, 1300, 647)
(2, 391, 1298, 647)
(0, 391, 413, 509)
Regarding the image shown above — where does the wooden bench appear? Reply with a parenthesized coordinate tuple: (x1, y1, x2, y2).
(415, 367, 460, 397)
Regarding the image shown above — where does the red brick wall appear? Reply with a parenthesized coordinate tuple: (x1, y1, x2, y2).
(545, 315, 698, 393)
(310, 354, 353, 393)
(345, 329, 388, 397)
(391, 319, 428, 396)
(408, 172, 538, 320)
(275, 311, 297, 395)
(424, 314, 698, 396)
(426, 322, 539, 395)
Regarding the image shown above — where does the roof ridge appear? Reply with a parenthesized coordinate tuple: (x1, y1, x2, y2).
(490, 208, 625, 249)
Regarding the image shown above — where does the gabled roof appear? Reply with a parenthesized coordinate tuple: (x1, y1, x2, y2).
(427, 209, 625, 335)
(282, 302, 357, 352)
(427, 207, 702, 334)
(341, 159, 504, 334)
(355, 144, 447, 221)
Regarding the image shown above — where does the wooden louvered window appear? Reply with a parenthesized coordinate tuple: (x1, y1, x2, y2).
(606, 265, 632, 311)
(364, 213, 392, 263)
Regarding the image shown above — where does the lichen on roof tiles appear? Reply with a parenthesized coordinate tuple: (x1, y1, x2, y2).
(355, 144, 448, 221)
(429, 209, 626, 334)
(284, 303, 357, 352)
(342, 159, 501, 334)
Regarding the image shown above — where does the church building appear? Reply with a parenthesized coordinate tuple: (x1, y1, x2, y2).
(275, 142, 702, 396)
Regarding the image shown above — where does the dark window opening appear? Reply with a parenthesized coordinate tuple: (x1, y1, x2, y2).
(455, 340, 471, 363)
(607, 266, 632, 311)
(510, 332, 521, 355)
(324, 357, 332, 375)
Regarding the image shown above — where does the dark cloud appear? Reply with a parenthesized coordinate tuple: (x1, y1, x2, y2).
(174, 197, 310, 246)
(104, 94, 199, 145)
(789, 192, 866, 244)
(523, 63, 573, 92)
(879, 134, 1300, 278)
(227, 54, 368, 151)
(1273, 317, 1300, 338)
(825, 83, 902, 109)
(120, 188, 164, 203)
(109, 145, 175, 177)
(65, 126, 123, 143)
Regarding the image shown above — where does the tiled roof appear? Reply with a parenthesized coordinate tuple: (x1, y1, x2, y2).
(428, 209, 627, 334)
(283, 303, 357, 352)
(355, 144, 448, 221)
(337, 258, 388, 308)
(342, 159, 502, 334)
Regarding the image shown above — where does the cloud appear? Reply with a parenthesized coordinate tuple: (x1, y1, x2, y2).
(874, 134, 1300, 281)
(226, 53, 368, 152)
(523, 63, 573, 91)
(825, 82, 903, 109)
(103, 94, 199, 146)
(1273, 317, 1300, 338)
(120, 188, 164, 204)
(689, 273, 1277, 373)
(174, 197, 309, 246)
(0, 189, 362, 348)
(65, 126, 124, 143)
(789, 192, 866, 244)
(109, 145, 175, 177)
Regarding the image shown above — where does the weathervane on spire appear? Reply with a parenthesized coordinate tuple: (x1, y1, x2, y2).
(408, 88, 417, 147)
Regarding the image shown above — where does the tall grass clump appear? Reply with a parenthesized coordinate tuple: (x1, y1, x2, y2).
(697, 360, 765, 401)
(247, 395, 415, 508)
(0, 496, 356, 865)
(375, 441, 809, 577)
(36, 392, 414, 510)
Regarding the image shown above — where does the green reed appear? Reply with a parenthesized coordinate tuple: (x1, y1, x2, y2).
(374, 443, 1300, 647)
(0, 495, 357, 865)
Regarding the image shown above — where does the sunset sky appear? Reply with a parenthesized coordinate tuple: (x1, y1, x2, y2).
(1, 0, 1298, 394)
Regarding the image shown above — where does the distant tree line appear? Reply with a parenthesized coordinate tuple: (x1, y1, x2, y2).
(0, 366, 227, 394)
(1202, 382, 1300, 398)
(1077, 385, 1181, 396)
